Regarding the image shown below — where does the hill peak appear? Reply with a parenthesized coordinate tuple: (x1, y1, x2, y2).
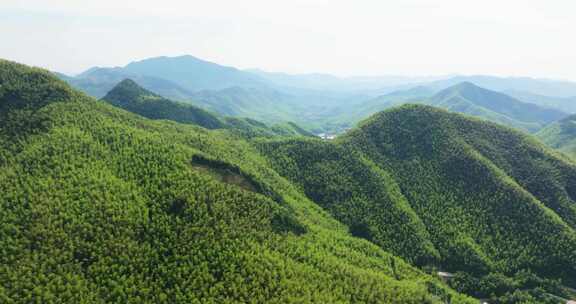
(122, 55, 264, 91)
(103, 78, 157, 102)
(0, 59, 78, 113)
(453, 81, 480, 89)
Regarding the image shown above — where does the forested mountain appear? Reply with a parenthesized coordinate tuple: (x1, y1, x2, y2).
(103, 79, 226, 129)
(102, 79, 313, 138)
(325, 86, 435, 127)
(327, 82, 568, 133)
(1, 59, 482, 303)
(537, 114, 576, 158)
(59, 67, 195, 99)
(427, 82, 568, 132)
(188, 86, 297, 121)
(60, 55, 576, 136)
(258, 105, 576, 303)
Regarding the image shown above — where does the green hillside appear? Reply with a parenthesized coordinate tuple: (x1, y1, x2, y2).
(428, 82, 567, 132)
(0, 60, 480, 303)
(5, 59, 576, 303)
(259, 104, 576, 303)
(189, 86, 297, 122)
(103, 79, 226, 129)
(325, 86, 434, 127)
(537, 113, 576, 158)
(326, 82, 568, 134)
(102, 79, 313, 138)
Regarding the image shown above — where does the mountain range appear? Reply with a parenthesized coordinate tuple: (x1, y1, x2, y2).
(58, 55, 576, 135)
(102, 79, 313, 138)
(2, 59, 576, 303)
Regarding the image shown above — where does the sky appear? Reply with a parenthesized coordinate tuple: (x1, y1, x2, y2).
(1, 0, 575, 80)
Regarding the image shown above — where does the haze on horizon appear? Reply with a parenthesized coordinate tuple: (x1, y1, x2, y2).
(1, 0, 575, 81)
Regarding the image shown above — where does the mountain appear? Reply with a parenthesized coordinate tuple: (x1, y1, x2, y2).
(102, 79, 226, 129)
(327, 83, 568, 133)
(428, 75, 576, 98)
(124, 55, 265, 91)
(327, 86, 435, 126)
(428, 82, 568, 132)
(259, 104, 576, 302)
(537, 114, 576, 158)
(506, 90, 576, 114)
(60, 55, 268, 97)
(188, 86, 296, 121)
(102, 79, 313, 138)
(1, 59, 483, 303)
(60, 67, 194, 99)
(4, 59, 576, 303)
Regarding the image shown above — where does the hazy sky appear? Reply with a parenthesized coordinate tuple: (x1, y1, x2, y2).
(1, 0, 575, 79)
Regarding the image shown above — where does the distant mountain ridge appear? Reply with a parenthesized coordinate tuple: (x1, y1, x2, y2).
(124, 55, 266, 91)
(60, 66, 194, 99)
(428, 82, 568, 132)
(102, 79, 226, 129)
(102, 79, 313, 137)
(58, 55, 576, 134)
(326, 82, 568, 133)
(427, 75, 576, 98)
(537, 113, 576, 158)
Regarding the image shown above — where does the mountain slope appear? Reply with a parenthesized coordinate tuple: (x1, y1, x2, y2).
(327, 86, 434, 127)
(102, 79, 313, 138)
(189, 86, 297, 121)
(102, 79, 226, 129)
(259, 104, 576, 302)
(0, 60, 477, 303)
(428, 82, 567, 132)
(537, 113, 576, 158)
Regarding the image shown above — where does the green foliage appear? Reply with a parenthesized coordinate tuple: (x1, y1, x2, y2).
(427, 82, 567, 133)
(537, 113, 576, 159)
(102, 79, 313, 138)
(260, 104, 576, 303)
(0, 59, 475, 303)
(102, 78, 226, 129)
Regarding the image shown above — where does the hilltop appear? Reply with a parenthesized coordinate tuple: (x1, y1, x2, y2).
(259, 104, 576, 302)
(428, 82, 567, 132)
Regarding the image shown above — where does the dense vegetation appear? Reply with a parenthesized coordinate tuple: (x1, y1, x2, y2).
(4, 58, 576, 303)
(258, 105, 576, 303)
(102, 79, 313, 138)
(103, 79, 226, 129)
(324, 82, 569, 134)
(0, 60, 479, 303)
(537, 113, 576, 159)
